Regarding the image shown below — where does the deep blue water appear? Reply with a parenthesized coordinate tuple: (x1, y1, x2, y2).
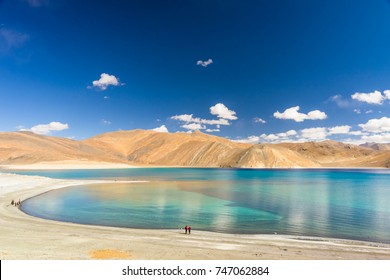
(15, 168, 390, 243)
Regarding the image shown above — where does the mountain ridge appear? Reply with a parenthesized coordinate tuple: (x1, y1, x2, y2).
(1, 130, 389, 168)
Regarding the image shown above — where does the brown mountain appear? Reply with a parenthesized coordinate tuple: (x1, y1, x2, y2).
(1, 130, 390, 168)
(0, 131, 127, 165)
(360, 142, 390, 151)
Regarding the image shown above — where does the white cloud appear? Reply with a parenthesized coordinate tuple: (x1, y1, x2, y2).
(354, 109, 361, 114)
(101, 119, 111, 125)
(328, 125, 351, 135)
(351, 90, 387, 105)
(202, 118, 230, 125)
(20, 121, 69, 135)
(254, 130, 298, 143)
(273, 106, 327, 122)
(89, 73, 124, 90)
(170, 114, 230, 126)
(365, 110, 373, 114)
(384, 90, 390, 100)
(349, 131, 365, 136)
(307, 110, 327, 120)
(259, 125, 365, 143)
(170, 103, 237, 132)
(301, 127, 327, 140)
(171, 114, 196, 123)
(196, 58, 213, 67)
(210, 103, 237, 120)
(361, 133, 390, 144)
(285, 130, 297, 136)
(359, 117, 390, 133)
(182, 123, 205, 131)
(235, 136, 261, 144)
(103, 96, 110, 99)
(205, 128, 220, 132)
(151, 125, 168, 133)
(261, 133, 280, 141)
(254, 117, 266, 124)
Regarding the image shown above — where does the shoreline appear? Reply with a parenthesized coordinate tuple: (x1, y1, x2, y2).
(1, 173, 390, 260)
(1, 161, 389, 171)
(0, 160, 138, 170)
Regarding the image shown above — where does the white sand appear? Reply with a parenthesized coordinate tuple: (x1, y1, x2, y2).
(1, 172, 390, 260)
(0, 160, 137, 170)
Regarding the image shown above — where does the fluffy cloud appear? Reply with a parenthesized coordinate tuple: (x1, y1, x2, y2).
(300, 127, 328, 140)
(351, 90, 389, 105)
(328, 125, 351, 135)
(210, 103, 237, 120)
(202, 118, 230, 125)
(89, 73, 124, 90)
(254, 117, 266, 124)
(170, 103, 237, 132)
(385, 90, 390, 100)
(359, 117, 390, 133)
(196, 58, 213, 67)
(0, 28, 29, 51)
(285, 130, 298, 136)
(151, 125, 168, 133)
(170, 114, 230, 126)
(20, 121, 69, 135)
(273, 106, 327, 122)
(361, 133, 390, 144)
(182, 123, 205, 131)
(259, 125, 358, 143)
(171, 114, 196, 123)
(235, 136, 261, 144)
(236, 130, 297, 144)
(260, 133, 280, 142)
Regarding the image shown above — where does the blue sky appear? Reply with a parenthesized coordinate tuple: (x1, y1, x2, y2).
(1, 0, 390, 143)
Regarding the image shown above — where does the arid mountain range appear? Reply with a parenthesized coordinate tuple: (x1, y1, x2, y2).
(1, 130, 390, 168)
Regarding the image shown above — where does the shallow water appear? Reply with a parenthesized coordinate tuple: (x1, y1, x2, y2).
(17, 168, 390, 243)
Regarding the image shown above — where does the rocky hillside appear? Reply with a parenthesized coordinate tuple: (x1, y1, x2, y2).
(1, 130, 389, 168)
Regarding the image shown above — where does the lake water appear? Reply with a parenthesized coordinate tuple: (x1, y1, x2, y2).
(16, 168, 390, 243)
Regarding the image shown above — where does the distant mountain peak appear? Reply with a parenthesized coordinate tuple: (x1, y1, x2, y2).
(0, 129, 389, 168)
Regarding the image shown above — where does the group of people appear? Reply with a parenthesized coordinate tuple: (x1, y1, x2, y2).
(11, 199, 21, 207)
(184, 225, 192, 234)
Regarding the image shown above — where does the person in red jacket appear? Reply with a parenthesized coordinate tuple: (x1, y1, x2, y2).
(184, 225, 188, 234)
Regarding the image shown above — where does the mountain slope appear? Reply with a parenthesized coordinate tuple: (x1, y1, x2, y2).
(361, 143, 390, 151)
(0, 131, 127, 164)
(83, 130, 251, 167)
(1, 130, 389, 168)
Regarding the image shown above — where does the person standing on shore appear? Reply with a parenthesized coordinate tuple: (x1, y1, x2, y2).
(184, 225, 188, 234)
(188, 226, 191, 234)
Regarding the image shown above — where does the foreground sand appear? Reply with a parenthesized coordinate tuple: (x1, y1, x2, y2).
(0, 160, 137, 170)
(1, 172, 390, 260)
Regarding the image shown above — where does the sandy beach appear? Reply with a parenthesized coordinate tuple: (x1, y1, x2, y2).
(1, 172, 390, 260)
(0, 160, 137, 170)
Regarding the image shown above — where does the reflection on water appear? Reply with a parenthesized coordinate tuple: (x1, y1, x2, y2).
(19, 168, 390, 243)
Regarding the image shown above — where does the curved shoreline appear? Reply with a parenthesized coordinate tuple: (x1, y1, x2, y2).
(1, 173, 390, 260)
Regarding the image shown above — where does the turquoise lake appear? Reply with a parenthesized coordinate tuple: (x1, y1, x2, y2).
(16, 168, 390, 243)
